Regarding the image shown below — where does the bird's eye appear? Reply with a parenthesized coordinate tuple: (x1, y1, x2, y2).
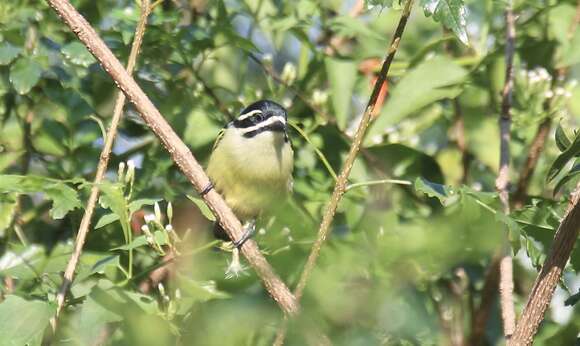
(255, 113, 264, 122)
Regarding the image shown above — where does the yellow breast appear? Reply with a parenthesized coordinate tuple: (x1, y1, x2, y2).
(206, 128, 293, 220)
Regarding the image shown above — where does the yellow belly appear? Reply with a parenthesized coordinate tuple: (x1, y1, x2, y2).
(207, 129, 293, 221)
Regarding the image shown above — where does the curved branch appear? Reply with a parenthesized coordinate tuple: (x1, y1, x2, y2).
(45, 0, 298, 316)
(509, 187, 580, 345)
(274, 1, 415, 344)
(51, 0, 152, 331)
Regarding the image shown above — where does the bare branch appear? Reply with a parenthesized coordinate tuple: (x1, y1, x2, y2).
(274, 1, 415, 344)
(496, 1, 517, 339)
(45, 0, 298, 316)
(469, 254, 501, 346)
(50, 0, 152, 331)
(513, 118, 551, 208)
(509, 186, 580, 345)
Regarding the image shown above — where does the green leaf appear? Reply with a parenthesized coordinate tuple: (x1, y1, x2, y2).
(94, 213, 120, 229)
(554, 163, 580, 194)
(128, 198, 160, 214)
(420, 0, 468, 45)
(0, 175, 81, 219)
(328, 16, 384, 41)
(186, 195, 216, 222)
(9, 56, 42, 94)
(366, 56, 467, 143)
(414, 177, 455, 204)
(0, 296, 55, 346)
(325, 58, 357, 129)
(555, 122, 572, 152)
(98, 182, 130, 241)
(176, 274, 230, 303)
(547, 131, 580, 182)
(62, 41, 96, 67)
(0, 42, 22, 65)
(0, 194, 17, 235)
(112, 230, 167, 251)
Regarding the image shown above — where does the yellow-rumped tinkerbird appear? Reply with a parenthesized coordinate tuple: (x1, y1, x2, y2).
(205, 100, 294, 247)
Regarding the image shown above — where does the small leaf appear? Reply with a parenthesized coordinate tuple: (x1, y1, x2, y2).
(553, 163, 580, 194)
(0, 296, 55, 346)
(128, 198, 160, 214)
(112, 231, 167, 251)
(420, 0, 469, 45)
(555, 122, 572, 152)
(0, 194, 17, 235)
(325, 58, 357, 129)
(176, 273, 230, 303)
(0, 42, 22, 65)
(414, 177, 454, 204)
(547, 132, 580, 182)
(186, 195, 216, 221)
(9, 56, 43, 94)
(94, 213, 120, 229)
(0, 175, 81, 219)
(62, 41, 96, 67)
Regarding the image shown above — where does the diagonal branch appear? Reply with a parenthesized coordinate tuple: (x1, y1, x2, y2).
(496, 0, 517, 339)
(46, 0, 298, 316)
(509, 185, 580, 345)
(51, 0, 152, 331)
(273, 1, 415, 344)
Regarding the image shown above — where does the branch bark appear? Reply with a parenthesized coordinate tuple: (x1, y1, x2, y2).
(51, 0, 152, 331)
(496, 1, 516, 340)
(513, 118, 551, 208)
(509, 186, 580, 345)
(273, 1, 415, 344)
(46, 0, 298, 316)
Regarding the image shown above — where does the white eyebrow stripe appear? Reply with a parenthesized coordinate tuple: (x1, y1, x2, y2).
(239, 115, 286, 134)
(237, 109, 262, 121)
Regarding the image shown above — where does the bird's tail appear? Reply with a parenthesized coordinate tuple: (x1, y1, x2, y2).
(213, 222, 231, 242)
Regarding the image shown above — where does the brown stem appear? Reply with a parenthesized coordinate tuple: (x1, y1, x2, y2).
(50, 0, 152, 331)
(273, 1, 415, 344)
(513, 118, 551, 208)
(496, 1, 516, 340)
(469, 254, 501, 346)
(509, 186, 580, 345)
(45, 0, 298, 316)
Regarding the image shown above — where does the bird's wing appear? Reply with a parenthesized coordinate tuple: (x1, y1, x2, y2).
(211, 127, 226, 152)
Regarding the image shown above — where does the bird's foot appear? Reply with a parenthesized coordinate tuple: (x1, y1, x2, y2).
(233, 220, 256, 249)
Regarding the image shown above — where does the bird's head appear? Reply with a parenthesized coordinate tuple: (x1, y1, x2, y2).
(231, 100, 288, 139)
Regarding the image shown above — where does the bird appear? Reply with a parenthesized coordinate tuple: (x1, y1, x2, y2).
(205, 100, 294, 248)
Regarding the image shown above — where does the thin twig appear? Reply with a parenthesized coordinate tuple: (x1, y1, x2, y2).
(45, 0, 298, 316)
(273, 1, 415, 344)
(513, 118, 551, 208)
(50, 0, 152, 331)
(469, 253, 501, 346)
(509, 184, 580, 345)
(496, 1, 517, 339)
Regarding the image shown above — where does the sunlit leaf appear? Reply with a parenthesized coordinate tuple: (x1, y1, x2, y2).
(0, 296, 55, 346)
(420, 0, 468, 45)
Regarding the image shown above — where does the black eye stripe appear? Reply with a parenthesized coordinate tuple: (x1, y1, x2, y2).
(233, 112, 271, 128)
(242, 122, 286, 138)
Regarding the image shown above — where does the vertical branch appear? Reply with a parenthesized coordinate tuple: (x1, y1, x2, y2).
(45, 0, 298, 316)
(496, 0, 516, 339)
(51, 0, 152, 330)
(273, 1, 415, 344)
(509, 186, 580, 345)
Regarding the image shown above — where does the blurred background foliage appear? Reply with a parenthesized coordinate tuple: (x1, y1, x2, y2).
(0, 0, 580, 345)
